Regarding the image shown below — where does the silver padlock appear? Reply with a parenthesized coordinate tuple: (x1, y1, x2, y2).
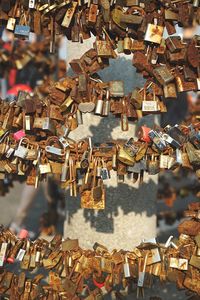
(5, 147, 15, 158)
(95, 92, 104, 115)
(45, 146, 63, 156)
(29, 0, 35, 8)
(14, 138, 28, 159)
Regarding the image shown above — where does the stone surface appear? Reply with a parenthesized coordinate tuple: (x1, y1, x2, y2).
(64, 39, 158, 250)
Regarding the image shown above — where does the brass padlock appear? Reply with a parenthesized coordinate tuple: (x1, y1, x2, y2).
(124, 34, 132, 55)
(117, 145, 135, 166)
(164, 83, 177, 99)
(153, 66, 174, 86)
(6, 17, 16, 31)
(39, 158, 51, 175)
(142, 88, 160, 113)
(62, 2, 77, 28)
(96, 40, 115, 58)
(144, 21, 164, 45)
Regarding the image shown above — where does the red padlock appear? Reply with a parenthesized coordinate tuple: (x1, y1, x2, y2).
(138, 125, 151, 143)
(18, 229, 29, 239)
(93, 273, 105, 289)
(93, 278, 105, 289)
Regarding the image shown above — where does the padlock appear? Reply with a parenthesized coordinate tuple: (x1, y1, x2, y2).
(151, 47, 158, 65)
(71, 13, 80, 42)
(127, 162, 141, 174)
(14, 138, 29, 159)
(13, 130, 26, 141)
(45, 137, 65, 157)
(46, 146, 64, 157)
(0, 136, 9, 155)
(39, 159, 51, 175)
(165, 9, 178, 21)
(109, 81, 124, 97)
(118, 145, 135, 166)
(124, 34, 132, 55)
(164, 83, 177, 99)
(153, 66, 174, 85)
(193, 0, 199, 7)
(57, 125, 70, 138)
(165, 36, 184, 53)
(138, 126, 151, 143)
(148, 130, 167, 151)
(102, 90, 110, 116)
(61, 150, 70, 182)
(117, 39, 124, 53)
(123, 255, 131, 278)
(60, 96, 74, 112)
(25, 115, 31, 131)
(162, 133, 181, 149)
(96, 40, 115, 58)
(29, 0, 35, 8)
(131, 88, 143, 109)
(95, 92, 104, 115)
(0, 129, 5, 138)
(138, 253, 148, 287)
(144, 21, 164, 45)
(78, 74, 88, 95)
(80, 151, 90, 170)
(0, 242, 7, 267)
(121, 113, 129, 131)
(183, 66, 196, 82)
(167, 49, 186, 64)
(42, 117, 56, 134)
(88, 3, 98, 24)
(101, 0, 110, 23)
(142, 100, 159, 112)
(62, 2, 77, 28)
(6, 18, 16, 31)
(147, 155, 160, 175)
(142, 88, 160, 113)
(159, 154, 170, 169)
(14, 25, 30, 39)
(49, 105, 64, 121)
(123, 138, 139, 157)
(101, 159, 110, 180)
(164, 125, 187, 146)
